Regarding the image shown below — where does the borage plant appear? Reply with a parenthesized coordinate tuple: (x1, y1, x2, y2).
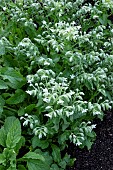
(0, 0, 113, 169)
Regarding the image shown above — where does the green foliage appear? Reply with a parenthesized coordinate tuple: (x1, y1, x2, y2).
(0, 0, 113, 169)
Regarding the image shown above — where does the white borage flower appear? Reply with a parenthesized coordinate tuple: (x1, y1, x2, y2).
(45, 106, 52, 110)
(70, 74, 75, 79)
(3, 7, 7, 11)
(42, 20, 47, 25)
(49, 78, 55, 84)
(66, 111, 74, 117)
(76, 139, 82, 146)
(23, 119, 29, 126)
(69, 90, 75, 96)
(82, 109, 88, 114)
(61, 82, 68, 87)
(43, 88, 48, 93)
(57, 99, 64, 105)
(43, 98, 50, 103)
(45, 112, 53, 119)
(30, 123, 34, 129)
(43, 88, 49, 96)
(93, 15, 99, 19)
(26, 90, 36, 96)
(25, 113, 28, 117)
(91, 124, 96, 129)
(65, 51, 72, 56)
(34, 130, 39, 136)
(41, 75, 48, 80)
(56, 109, 63, 116)
(44, 127, 48, 133)
(43, 131, 47, 137)
(44, 61, 50, 65)
(20, 116, 24, 120)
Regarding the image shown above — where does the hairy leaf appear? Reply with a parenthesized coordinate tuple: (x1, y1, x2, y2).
(0, 127, 6, 147)
(6, 89, 26, 105)
(0, 80, 8, 89)
(6, 119, 21, 148)
(51, 144, 61, 163)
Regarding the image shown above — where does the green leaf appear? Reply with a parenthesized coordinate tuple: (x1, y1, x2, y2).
(0, 96, 5, 116)
(59, 160, 67, 169)
(58, 131, 69, 145)
(0, 40, 5, 55)
(14, 136, 25, 153)
(50, 164, 59, 170)
(22, 152, 45, 162)
(25, 104, 36, 113)
(0, 154, 5, 164)
(17, 165, 26, 170)
(3, 148, 16, 169)
(7, 167, 17, 170)
(4, 116, 16, 133)
(0, 67, 26, 89)
(85, 140, 93, 150)
(34, 149, 53, 167)
(32, 136, 49, 149)
(51, 144, 61, 163)
(6, 89, 26, 104)
(0, 80, 8, 89)
(6, 119, 21, 148)
(18, 107, 25, 116)
(0, 127, 7, 147)
(27, 159, 50, 170)
(0, 165, 5, 170)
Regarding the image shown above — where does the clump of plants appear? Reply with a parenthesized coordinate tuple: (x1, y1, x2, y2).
(0, 0, 113, 169)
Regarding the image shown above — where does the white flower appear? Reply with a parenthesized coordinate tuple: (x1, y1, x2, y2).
(70, 74, 75, 79)
(43, 98, 50, 103)
(57, 99, 64, 105)
(44, 61, 50, 65)
(26, 90, 33, 95)
(42, 20, 47, 25)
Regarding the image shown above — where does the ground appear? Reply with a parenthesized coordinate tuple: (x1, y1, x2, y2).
(66, 110, 113, 170)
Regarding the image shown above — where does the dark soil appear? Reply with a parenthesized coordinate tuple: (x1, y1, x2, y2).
(66, 110, 113, 170)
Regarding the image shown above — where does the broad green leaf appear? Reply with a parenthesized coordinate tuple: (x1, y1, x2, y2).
(7, 167, 17, 170)
(22, 152, 45, 162)
(4, 116, 16, 133)
(0, 165, 5, 170)
(6, 89, 26, 104)
(59, 160, 66, 169)
(0, 80, 8, 89)
(0, 154, 5, 164)
(50, 164, 59, 170)
(25, 104, 36, 113)
(0, 40, 5, 55)
(0, 96, 5, 116)
(18, 107, 25, 116)
(51, 144, 61, 163)
(0, 67, 26, 89)
(0, 127, 6, 147)
(18, 165, 26, 170)
(85, 140, 93, 150)
(14, 136, 25, 153)
(3, 55, 18, 68)
(6, 119, 21, 148)
(3, 148, 16, 169)
(34, 149, 53, 167)
(27, 159, 50, 170)
(58, 131, 69, 145)
(32, 136, 49, 149)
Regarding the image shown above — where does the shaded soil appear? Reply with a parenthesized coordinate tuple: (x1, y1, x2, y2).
(66, 110, 113, 170)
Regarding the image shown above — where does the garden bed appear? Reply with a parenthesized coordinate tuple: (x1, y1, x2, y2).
(66, 110, 113, 170)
